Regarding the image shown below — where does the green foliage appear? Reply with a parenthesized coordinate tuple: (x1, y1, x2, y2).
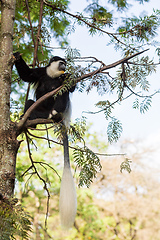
(156, 47, 160, 61)
(107, 117, 123, 143)
(117, 10, 160, 43)
(84, 3, 113, 28)
(14, 0, 70, 54)
(69, 116, 87, 142)
(75, 190, 106, 239)
(132, 98, 139, 110)
(132, 97, 152, 113)
(0, 198, 32, 240)
(139, 97, 152, 113)
(96, 100, 114, 120)
(135, 0, 149, 3)
(120, 158, 132, 173)
(74, 146, 102, 187)
(109, 0, 128, 11)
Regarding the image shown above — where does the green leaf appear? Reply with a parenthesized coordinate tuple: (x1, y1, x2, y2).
(120, 158, 132, 173)
(132, 98, 139, 109)
(107, 117, 123, 143)
(140, 97, 152, 114)
(73, 146, 102, 187)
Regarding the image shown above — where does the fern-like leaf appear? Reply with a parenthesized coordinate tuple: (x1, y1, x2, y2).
(73, 146, 102, 188)
(107, 117, 123, 143)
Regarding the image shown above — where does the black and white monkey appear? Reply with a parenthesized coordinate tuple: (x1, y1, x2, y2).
(13, 52, 77, 228)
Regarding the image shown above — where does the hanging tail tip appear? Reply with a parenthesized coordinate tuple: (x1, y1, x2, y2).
(59, 166, 77, 229)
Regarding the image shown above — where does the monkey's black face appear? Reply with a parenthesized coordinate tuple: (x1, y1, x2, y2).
(47, 56, 66, 78)
(58, 61, 66, 72)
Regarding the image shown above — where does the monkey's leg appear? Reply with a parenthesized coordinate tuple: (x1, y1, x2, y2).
(24, 99, 50, 120)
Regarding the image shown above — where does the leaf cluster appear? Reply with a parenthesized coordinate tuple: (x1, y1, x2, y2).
(133, 96, 152, 113)
(0, 198, 32, 240)
(84, 3, 113, 28)
(108, 0, 129, 11)
(74, 146, 102, 188)
(117, 10, 160, 43)
(12, 0, 71, 86)
(107, 117, 123, 143)
(120, 158, 132, 173)
(69, 116, 87, 143)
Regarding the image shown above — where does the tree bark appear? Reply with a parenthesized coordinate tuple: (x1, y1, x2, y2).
(0, 0, 18, 197)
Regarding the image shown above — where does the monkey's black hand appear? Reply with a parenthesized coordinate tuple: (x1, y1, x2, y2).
(13, 52, 21, 62)
(64, 73, 71, 79)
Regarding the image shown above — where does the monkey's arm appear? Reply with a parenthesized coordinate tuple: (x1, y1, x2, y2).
(13, 52, 45, 83)
(69, 85, 76, 93)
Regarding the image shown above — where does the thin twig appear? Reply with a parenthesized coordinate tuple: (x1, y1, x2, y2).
(25, 0, 36, 47)
(125, 84, 160, 98)
(27, 129, 125, 157)
(25, 132, 50, 229)
(43, 0, 137, 50)
(34, 161, 61, 180)
(25, 0, 36, 103)
(127, 61, 160, 66)
(33, 0, 44, 67)
(25, 0, 44, 104)
(21, 165, 33, 178)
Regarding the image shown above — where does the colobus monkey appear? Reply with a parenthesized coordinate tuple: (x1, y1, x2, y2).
(13, 52, 77, 228)
(13, 52, 75, 128)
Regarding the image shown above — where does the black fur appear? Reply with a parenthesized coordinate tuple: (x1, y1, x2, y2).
(14, 52, 75, 122)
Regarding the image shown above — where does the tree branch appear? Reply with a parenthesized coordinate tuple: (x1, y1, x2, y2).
(75, 48, 149, 82)
(33, 0, 44, 67)
(43, 0, 137, 50)
(25, 0, 44, 105)
(17, 85, 62, 131)
(27, 129, 125, 157)
(16, 48, 149, 132)
(25, 0, 36, 47)
(25, 131, 50, 229)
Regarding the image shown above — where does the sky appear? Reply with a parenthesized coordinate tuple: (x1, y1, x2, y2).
(51, 0, 160, 157)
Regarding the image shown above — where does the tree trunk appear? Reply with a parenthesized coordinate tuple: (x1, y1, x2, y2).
(0, 0, 18, 197)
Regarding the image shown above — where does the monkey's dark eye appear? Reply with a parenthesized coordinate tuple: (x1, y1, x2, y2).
(60, 61, 66, 66)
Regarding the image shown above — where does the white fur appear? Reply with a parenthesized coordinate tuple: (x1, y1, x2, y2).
(46, 61, 64, 78)
(59, 166, 77, 229)
(48, 109, 58, 119)
(52, 110, 58, 115)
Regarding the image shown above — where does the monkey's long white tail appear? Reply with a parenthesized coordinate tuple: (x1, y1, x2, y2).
(59, 130, 77, 229)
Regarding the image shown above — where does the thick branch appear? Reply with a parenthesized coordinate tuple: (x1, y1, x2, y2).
(75, 49, 149, 82)
(17, 85, 62, 131)
(24, 119, 54, 128)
